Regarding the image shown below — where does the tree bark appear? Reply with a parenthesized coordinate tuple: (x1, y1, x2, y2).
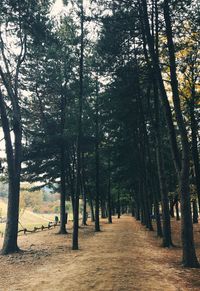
(59, 92, 67, 234)
(189, 85, 200, 212)
(154, 199, 163, 237)
(107, 157, 112, 223)
(95, 75, 100, 232)
(81, 153, 87, 226)
(154, 93, 172, 246)
(72, 0, 84, 250)
(117, 190, 121, 219)
(0, 90, 21, 254)
(82, 186, 87, 226)
(101, 198, 107, 219)
(89, 193, 95, 222)
(59, 147, 67, 234)
(192, 200, 198, 224)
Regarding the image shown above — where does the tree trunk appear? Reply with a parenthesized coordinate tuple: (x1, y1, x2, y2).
(169, 197, 175, 218)
(117, 190, 121, 219)
(136, 207, 140, 221)
(101, 199, 107, 219)
(189, 89, 200, 212)
(72, 0, 84, 250)
(155, 129, 173, 246)
(131, 203, 135, 217)
(81, 153, 87, 226)
(0, 90, 21, 254)
(107, 157, 112, 224)
(139, 180, 145, 225)
(89, 193, 95, 222)
(59, 147, 67, 234)
(82, 189, 87, 226)
(146, 194, 154, 231)
(72, 194, 79, 250)
(179, 165, 198, 266)
(95, 77, 100, 232)
(151, 173, 163, 238)
(192, 200, 198, 224)
(2, 177, 20, 254)
(154, 199, 163, 237)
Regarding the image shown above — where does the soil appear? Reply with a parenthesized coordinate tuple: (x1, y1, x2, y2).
(0, 216, 200, 291)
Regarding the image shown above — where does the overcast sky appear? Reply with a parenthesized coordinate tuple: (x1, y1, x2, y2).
(50, 0, 64, 16)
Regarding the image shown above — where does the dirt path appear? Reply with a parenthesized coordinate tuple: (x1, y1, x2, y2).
(0, 216, 195, 290)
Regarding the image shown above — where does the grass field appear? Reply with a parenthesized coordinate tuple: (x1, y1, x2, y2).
(0, 199, 62, 234)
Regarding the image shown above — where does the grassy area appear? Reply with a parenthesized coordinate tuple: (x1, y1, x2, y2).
(0, 213, 56, 234)
(0, 199, 7, 217)
(0, 199, 71, 234)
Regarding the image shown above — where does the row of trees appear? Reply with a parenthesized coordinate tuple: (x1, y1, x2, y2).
(0, 0, 199, 268)
(98, 0, 199, 267)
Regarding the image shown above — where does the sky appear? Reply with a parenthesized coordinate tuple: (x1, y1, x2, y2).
(50, 0, 93, 17)
(50, 0, 65, 16)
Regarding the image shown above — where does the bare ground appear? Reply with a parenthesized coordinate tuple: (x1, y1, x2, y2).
(0, 216, 200, 291)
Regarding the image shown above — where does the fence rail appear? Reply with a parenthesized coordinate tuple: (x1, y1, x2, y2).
(0, 221, 61, 238)
(18, 221, 60, 235)
(0, 217, 85, 238)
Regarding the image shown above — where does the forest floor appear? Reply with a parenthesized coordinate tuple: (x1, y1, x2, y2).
(0, 216, 200, 290)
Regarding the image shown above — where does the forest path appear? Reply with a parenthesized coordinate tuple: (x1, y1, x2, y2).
(10, 216, 189, 291)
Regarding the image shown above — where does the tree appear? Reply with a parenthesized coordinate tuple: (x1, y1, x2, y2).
(72, 0, 84, 250)
(22, 13, 81, 235)
(0, 0, 51, 254)
(94, 76, 101, 231)
(140, 0, 199, 267)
